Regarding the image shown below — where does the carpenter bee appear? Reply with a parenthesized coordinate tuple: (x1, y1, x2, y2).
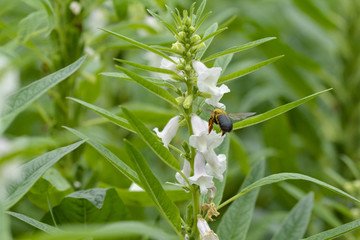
(208, 109, 255, 136)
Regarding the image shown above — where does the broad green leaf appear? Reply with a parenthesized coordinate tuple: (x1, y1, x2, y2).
(303, 219, 360, 240)
(212, 136, 230, 206)
(101, 71, 177, 90)
(124, 140, 182, 234)
(7, 211, 60, 233)
(116, 66, 179, 109)
(202, 37, 276, 62)
(198, 27, 227, 45)
(0, 56, 86, 134)
(229, 134, 250, 175)
(218, 172, 360, 210)
(4, 141, 84, 210)
(271, 193, 313, 240)
(218, 55, 284, 84)
(0, 202, 11, 240)
(42, 188, 128, 225)
(18, 11, 49, 42)
(233, 89, 332, 130)
(147, 9, 176, 34)
(64, 127, 140, 185)
(26, 221, 179, 240)
(100, 28, 175, 63)
(27, 168, 72, 211)
(121, 107, 180, 170)
(217, 160, 265, 240)
(197, 23, 218, 59)
(67, 97, 133, 132)
(114, 58, 181, 77)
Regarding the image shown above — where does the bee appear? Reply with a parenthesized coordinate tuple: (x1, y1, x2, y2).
(208, 109, 255, 136)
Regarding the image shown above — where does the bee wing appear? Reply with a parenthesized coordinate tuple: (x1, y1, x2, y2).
(228, 112, 256, 120)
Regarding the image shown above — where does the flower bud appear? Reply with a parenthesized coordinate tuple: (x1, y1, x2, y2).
(176, 96, 184, 105)
(190, 34, 201, 44)
(192, 42, 206, 52)
(183, 94, 193, 109)
(199, 92, 213, 99)
(188, 26, 195, 34)
(171, 41, 185, 54)
(176, 63, 185, 70)
(178, 31, 186, 41)
(185, 64, 192, 71)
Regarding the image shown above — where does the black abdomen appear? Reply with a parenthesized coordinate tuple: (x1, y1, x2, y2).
(217, 115, 233, 132)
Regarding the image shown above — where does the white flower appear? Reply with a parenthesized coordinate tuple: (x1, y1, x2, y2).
(193, 61, 230, 109)
(204, 150, 226, 182)
(70, 1, 82, 15)
(128, 182, 144, 192)
(175, 159, 191, 187)
(0, 55, 19, 113)
(154, 115, 180, 148)
(189, 152, 214, 195)
(159, 57, 182, 80)
(0, 161, 23, 200)
(197, 215, 219, 240)
(189, 114, 224, 153)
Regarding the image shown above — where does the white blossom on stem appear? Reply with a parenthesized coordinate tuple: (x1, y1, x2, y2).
(175, 159, 191, 187)
(154, 115, 180, 148)
(159, 57, 183, 80)
(197, 215, 219, 240)
(193, 61, 230, 109)
(189, 114, 224, 153)
(204, 150, 226, 182)
(189, 151, 214, 195)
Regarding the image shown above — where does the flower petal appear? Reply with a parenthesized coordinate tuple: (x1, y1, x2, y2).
(153, 115, 180, 148)
(204, 151, 227, 181)
(175, 159, 191, 186)
(189, 152, 214, 195)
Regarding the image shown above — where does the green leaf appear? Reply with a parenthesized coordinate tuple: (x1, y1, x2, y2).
(233, 89, 332, 130)
(100, 28, 175, 63)
(198, 27, 227, 45)
(271, 193, 313, 240)
(42, 188, 128, 225)
(303, 219, 360, 240)
(64, 127, 140, 185)
(4, 141, 85, 210)
(7, 211, 60, 233)
(116, 66, 179, 109)
(0, 56, 86, 134)
(218, 172, 360, 210)
(218, 55, 284, 84)
(217, 160, 265, 240)
(202, 37, 276, 62)
(213, 53, 233, 73)
(67, 97, 133, 132)
(197, 22, 218, 59)
(147, 9, 177, 34)
(124, 140, 182, 234)
(195, 0, 207, 26)
(27, 221, 179, 240)
(0, 203, 11, 240)
(101, 71, 177, 90)
(121, 107, 180, 170)
(18, 11, 49, 42)
(114, 58, 180, 77)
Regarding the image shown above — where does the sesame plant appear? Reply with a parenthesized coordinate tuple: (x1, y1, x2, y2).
(2, 1, 360, 240)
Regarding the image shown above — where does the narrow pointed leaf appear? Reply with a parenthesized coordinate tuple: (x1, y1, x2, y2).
(214, 53, 233, 73)
(114, 58, 180, 76)
(116, 66, 179, 109)
(202, 37, 276, 62)
(124, 140, 181, 234)
(218, 55, 284, 84)
(217, 160, 265, 240)
(233, 89, 332, 130)
(303, 219, 360, 240)
(29, 221, 179, 240)
(0, 203, 11, 240)
(271, 193, 313, 240)
(7, 211, 60, 233)
(218, 173, 360, 210)
(121, 107, 180, 170)
(198, 27, 227, 45)
(147, 9, 176, 34)
(67, 97, 133, 132)
(101, 28, 175, 63)
(64, 127, 140, 185)
(0, 56, 86, 134)
(195, 0, 207, 26)
(4, 141, 85, 210)
(197, 23, 218, 59)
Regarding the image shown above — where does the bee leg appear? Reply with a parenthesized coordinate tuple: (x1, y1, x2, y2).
(221, 131, 226, 136)
(208, 118, 214, 133)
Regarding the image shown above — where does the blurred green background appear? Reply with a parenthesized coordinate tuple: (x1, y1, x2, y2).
(1, 0, 359, 239)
